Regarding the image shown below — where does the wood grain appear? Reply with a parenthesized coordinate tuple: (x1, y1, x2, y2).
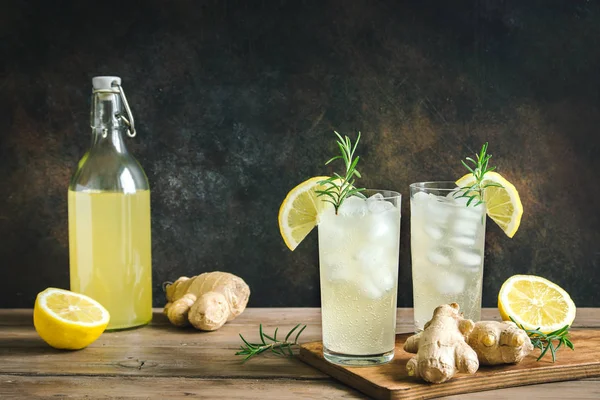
(1, 308, 599, 399)
(299, 330, 600, 400)
(0, 375, 368, 399)
(1, 375, 598, 400)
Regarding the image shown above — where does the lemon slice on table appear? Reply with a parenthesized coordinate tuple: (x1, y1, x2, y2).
(456, 171, 523, 238)
(498, 275, 576, 333)
(34, 288, 110, 350)
(278, 176, 332, 251)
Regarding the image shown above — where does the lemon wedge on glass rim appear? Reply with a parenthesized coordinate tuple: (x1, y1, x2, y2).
(456, 171, 523, 238)
(278, 176, 333, 251)
(498, 275, 576, 333)
(34, 287, 110, 350)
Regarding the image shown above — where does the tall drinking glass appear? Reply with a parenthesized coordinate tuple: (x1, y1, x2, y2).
(410, 182, 486, 332)
(318, 190, 401, 366)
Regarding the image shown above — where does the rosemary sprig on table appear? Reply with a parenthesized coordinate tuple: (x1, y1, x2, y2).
(456, 142, 503, 207)
(316, 131, 366, 214)
(236, 324, 307, 362)
(510, 316, 574, 362)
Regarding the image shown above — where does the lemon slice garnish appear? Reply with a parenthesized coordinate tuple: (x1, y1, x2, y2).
(456, 171, 523, 238)
(278, 176, 331, 251)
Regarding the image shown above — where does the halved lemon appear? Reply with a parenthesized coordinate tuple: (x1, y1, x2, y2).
(456, 171, 523, 238)
(278, 176, 331, 251)
(498, 275, 576, 333)
(34, 288, 110, 350)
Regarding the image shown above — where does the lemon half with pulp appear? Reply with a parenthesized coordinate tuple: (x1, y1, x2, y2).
(34, 287, 110, 350)
(498, 275, 576, 333)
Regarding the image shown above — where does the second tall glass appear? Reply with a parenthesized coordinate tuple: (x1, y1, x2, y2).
(410, 182, 486, 331)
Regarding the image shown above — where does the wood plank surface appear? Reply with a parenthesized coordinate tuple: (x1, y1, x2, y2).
(1, 375, 599, 399)
(299, 330, 600, 400)
(0, 308, 599, 399)
(0, 375, 368, 400)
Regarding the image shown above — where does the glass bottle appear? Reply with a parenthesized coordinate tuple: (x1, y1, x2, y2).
(68, 76, 152, 330)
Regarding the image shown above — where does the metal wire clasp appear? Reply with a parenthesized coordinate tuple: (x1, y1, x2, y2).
(111, 80, 137, 137)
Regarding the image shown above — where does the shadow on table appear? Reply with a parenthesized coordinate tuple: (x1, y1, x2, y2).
(0, 336, 70, 356)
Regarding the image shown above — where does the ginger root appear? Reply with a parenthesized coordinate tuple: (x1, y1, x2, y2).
(467, 320, 533, 365)
(404, 303, 479, 383)
(164, 272, 250, 331)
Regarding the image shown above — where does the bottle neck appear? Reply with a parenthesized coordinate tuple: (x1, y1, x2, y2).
(90, 91, 128, 153)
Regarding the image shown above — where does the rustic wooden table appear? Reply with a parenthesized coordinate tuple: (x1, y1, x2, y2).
(1, 308, 598, 399)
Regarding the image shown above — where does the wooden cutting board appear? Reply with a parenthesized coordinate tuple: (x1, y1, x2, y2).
(298, 330, 600, 400)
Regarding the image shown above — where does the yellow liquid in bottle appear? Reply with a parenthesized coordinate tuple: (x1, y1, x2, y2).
(68, 190, 152, 330)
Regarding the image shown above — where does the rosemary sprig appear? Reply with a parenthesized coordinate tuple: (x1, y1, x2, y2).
(315, 131, 366, 214)
(510, 316, 575, 362)
(456, 142, 503, 207)
(236, 324, 307, 362)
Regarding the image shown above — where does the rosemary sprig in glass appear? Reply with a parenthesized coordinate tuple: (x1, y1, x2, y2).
(316, 131, 366, 214)
(456, 142, 503, 207)
(510, 316, 574, 362)
(236, 324, 307, 362)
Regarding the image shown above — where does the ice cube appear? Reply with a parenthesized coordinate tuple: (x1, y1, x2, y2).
(426, 195, 453, 223)
(360, 277, 384, 299)
(427, 248, 452, 266)
(338, 196, 367, 217)
(424, 225, 444, 240)
(368, 217, 391, 238)
(319, 248, 340, 269)
(317, 203, 337, 222)
(369, 264, 396, 293)
(318, 214, 350, 247)
(410, 192, 429, 218)
(411, 191, 430, 203)
(456, 209, 483, 222)
(453, 197, 485, 220)
(368, 200, 394, 214)
(453, 219, 480, 237)
(453, 249, 482, 268)
(326, 263, 357, 282)
(367, 192, 396, 214)
(453, 195, 482, 207)
(450, 235, 477, 247)
(367, 193, 385, 202)
(433, 269, 466, 295)
(366, 210, 400, 246)
(355, 245, 386, 269)
(445, 187, 463, 199)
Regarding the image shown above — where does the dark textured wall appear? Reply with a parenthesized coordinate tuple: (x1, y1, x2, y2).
(1, 0, 599, 308)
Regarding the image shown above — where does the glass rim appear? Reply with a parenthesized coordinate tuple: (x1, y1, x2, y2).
(409, 181, 460, 192)
(357, 189, 402, 200)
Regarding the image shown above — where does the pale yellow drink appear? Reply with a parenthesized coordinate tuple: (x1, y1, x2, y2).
(318, 192, 401, 365)
(68, 190, 152, 330)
